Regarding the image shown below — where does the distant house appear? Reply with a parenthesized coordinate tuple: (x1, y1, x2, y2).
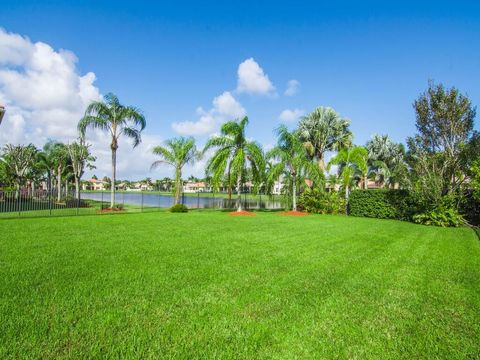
(183, 181, 211, 193)
(272, 180, 284, 195)
(82, 178, 107, 191)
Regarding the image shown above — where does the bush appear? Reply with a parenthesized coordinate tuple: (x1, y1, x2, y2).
(170, 204, 188, 213)
(413, 207, 465, 227)
(298, 189, 346, 214)
(348, 189, 413, 220)
(459, 190, 480, 226)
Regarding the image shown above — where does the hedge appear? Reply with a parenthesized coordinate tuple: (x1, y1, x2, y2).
(348, 189, 413, 220)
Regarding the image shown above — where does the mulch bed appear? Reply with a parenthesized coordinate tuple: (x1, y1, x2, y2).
(98, 208, 125, 213)
(228, 211, 256, 216)
(280, 210, 309, 216)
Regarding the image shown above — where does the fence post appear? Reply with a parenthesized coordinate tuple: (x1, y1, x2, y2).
(197, 192, 200, 209)
(101, 191, 104, 212)
(141, 191, 144, 212)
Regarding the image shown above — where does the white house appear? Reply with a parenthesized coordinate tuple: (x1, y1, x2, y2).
(183, 181, 211, 193)
(82, 178, 107, 191)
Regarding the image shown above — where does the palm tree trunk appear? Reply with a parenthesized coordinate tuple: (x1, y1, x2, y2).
(236, 174, 242, 212)
(292, 173, 297, 211)
(345, 186, 350, 214)
(57, 165, 62, 202)
(364, 175, 368, 189)
(65, 179, 69, 197)
(111, 148, 117, 208)
(174, 167, 181, 205)
(75, 176, 80, 201)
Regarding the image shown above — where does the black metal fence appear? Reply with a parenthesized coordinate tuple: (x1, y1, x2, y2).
(0, 189, 286, 219)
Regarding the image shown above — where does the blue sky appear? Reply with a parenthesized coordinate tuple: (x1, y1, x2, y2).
(1, 1, 479, 178)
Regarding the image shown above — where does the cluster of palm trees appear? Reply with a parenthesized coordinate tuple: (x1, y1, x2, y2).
(1, 92, 408, 213)
(0, 139, 95, 201)
(150, 107, 407, 212)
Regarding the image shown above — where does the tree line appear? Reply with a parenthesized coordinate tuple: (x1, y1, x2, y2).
(1, 82, 479, 223)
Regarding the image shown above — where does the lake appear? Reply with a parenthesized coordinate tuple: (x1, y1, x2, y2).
(80, 191, 286, 210)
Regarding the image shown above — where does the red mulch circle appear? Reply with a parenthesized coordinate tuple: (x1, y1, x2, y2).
(280, 210, 309, 216)
(228, 211, 256, 216)
(98, 208, 125, 213)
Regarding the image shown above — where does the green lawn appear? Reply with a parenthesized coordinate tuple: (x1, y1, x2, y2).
(1, 212, 479, 358)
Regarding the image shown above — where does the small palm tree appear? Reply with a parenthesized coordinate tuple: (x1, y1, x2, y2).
(151, 137, 199, 205)
(204, 117, 264, 212)
(328, 146, 368, 206)
(78, 93, 146, 208)
(298, 107, 352, 171)
(267, 125, 316, 211)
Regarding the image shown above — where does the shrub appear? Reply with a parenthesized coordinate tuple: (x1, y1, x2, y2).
(298, 189, 346, 214)
(170, 204, 188, 213)
(459, 190, 480, 226)
(348, 189, 413, 220)
(413, 207, 465, 227)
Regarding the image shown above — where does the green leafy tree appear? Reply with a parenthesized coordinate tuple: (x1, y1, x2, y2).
(67, 140, 96, 200)
(78, 93, 146, 208)
(151, 137, 199, 205)
(204, 117, 264, 212)
(408, 82, 476, 197)
(298, 107, 352, 171)
(0, 144, 38, 198)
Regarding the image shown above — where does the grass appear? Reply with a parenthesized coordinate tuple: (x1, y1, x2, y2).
(1, 212, 479, 358)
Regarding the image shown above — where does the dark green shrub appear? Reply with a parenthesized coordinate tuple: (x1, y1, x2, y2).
(348, 189, 413, 220)
(298, 189, 346, 214)
(413, 207, 465, 227)
(459, 190, 480, 226)
(170, 204, 188, 213)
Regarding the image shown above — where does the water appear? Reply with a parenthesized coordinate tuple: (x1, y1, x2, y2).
(80, 191, 285, 210)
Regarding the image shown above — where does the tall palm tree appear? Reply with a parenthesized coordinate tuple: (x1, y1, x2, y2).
(298, 107, 352, 171)
(204, 116, 264, 212)
(49, 142, 69, 202)
(78, 93, 146, 208)
(266, 125, 317, 211)
(328, 146, 368, 207)
(151, 137, 199, 205)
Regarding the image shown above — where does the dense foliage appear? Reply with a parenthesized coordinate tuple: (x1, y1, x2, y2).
(170, 203, 189, 213)
(348, 189, 413, 220)
(413, 207, 465, 227)
(298, 189, 345, 214)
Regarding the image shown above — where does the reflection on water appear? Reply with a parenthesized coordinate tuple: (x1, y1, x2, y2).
(80, 192, 285, 210)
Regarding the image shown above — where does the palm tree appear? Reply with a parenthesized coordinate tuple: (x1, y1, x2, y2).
(78, 93, 146, 208)
(0, 144, 38, 198)
(151, 137, 199, 205)
(328, 146, 368, 207)
(298, 107, 352, 171)
(67, 140, 96, 201)
(267, 125, 316, 211)
(49, 142, 69, 202)
(204, 116, 264, 212)
(366, 134, 408, 188)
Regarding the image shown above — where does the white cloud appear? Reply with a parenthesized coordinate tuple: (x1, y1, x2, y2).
(171, 91, 245, 136)
(236, 58, 276, 96)
(284, 79, 300, 96)
(279, 108, 305, 122)
(0, 28, 101, 146)
(0, 28, 167, 181)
